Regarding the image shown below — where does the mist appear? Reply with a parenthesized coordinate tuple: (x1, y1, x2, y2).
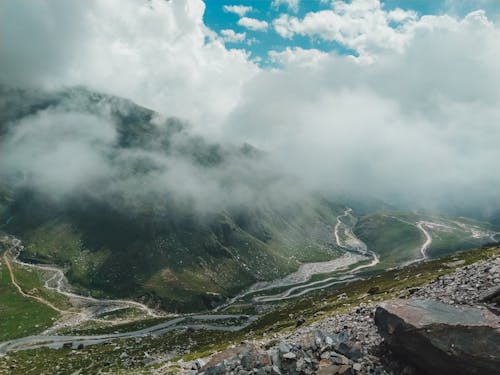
(1, 0, 499, 219)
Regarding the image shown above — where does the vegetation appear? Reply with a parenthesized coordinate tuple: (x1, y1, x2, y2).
(0, 249, 59, 341)
(4, 193, 346, 312)
(1, 245, 497, 374)
(355, 213, 422, 267)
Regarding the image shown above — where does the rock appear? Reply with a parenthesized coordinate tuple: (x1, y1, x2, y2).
(295, 357, 305, 372)
(480, 285, 500, 306)
(337, 341, 362, 360)
(337, 364, 351, 374)
(241, 351, 259, 370)
(375, 299, 500, 375)
(325, 336, 334, 346)
(204, 364, 226, 375)
(278, 342, 291, 354)
(329, 352, 349, 365)
(444, 260, 466, 268)
(318, 358, 330, 367)
(271, 365, 282, 374)
(367, 286, 380, 295)
(195, 358, 206, 369)
(296, 317, 306, 327)
(314, 331, 325, 348)
(317, 364, 340, 375)
(259, 352, 271, 367)
(268, 349, 280, 367)
(282, 352, 296, 360)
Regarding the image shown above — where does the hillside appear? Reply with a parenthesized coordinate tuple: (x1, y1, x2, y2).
(0, 243, 497, 374)
(0, 86, 348, 311)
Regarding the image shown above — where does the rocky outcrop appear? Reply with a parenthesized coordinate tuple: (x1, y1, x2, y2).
(375, 299, 500, 375)
(177, 252, 499, 375)
(192, 332, 370, 375)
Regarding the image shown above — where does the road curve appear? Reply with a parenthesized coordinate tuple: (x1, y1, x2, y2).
(416, 221, 432, 260)
(2, 246, 64, 313)
(8, 238, 160, 318)
(0, 314, 255, 354)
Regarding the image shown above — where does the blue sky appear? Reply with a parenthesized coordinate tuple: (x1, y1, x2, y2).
(204, 0, 500, 63)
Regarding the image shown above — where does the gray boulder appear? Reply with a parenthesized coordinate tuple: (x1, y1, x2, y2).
(375, 299, 500, 375)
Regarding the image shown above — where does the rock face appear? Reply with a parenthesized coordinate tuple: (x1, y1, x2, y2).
(375, 299, 500, 375)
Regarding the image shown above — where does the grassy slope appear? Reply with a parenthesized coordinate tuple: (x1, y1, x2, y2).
(0, 86, 346, 313)
(0, 252, 59, 341)
(354, 212, 494, 268)
(354, 213, 422, 267)
(1, 245, 497, 374)
(7, 198, 344, 312)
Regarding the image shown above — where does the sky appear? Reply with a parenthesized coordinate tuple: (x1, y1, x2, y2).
(1, 0, 500, 217)
(204, 0, 500, 64)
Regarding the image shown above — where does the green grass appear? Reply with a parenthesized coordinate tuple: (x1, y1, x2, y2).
(11, 199, 347, 313)
(0, 254, 59, 341)
(11, 263, 72, 310)
(1, 245, 497, 374)
(355, 213, 422, 267)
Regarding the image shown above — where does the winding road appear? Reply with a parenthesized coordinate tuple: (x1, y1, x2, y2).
(1, 237, 258, 354)
(218, 208, 380, 306)
(416, 222, 432, 261)
(402, 220, 453, 266)
(1, 210, 496, 354)
(2, 245, 64, 313)
(1, 236, 164, 334)
(11, 242, 159, 318)
(335, 208, 380, 271)
(0, 314, 256, 354)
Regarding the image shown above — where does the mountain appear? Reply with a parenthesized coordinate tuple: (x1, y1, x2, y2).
(0, 86, 349, 311)
(0, 86, 496, 312)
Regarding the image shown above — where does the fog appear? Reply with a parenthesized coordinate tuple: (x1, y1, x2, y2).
(1, 0, 499, 219)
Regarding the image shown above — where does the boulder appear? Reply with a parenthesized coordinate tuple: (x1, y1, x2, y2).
(375, 299, 500, 375)
(480, 285, 500, 307)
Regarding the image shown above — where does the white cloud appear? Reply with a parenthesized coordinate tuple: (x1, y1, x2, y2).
(388, 8, 417, 23)
(272, 0, 300, 13)
(268, 47, 328, 67)
(1, 0, 500, 214)
(238, 17, 269, 31)
(226, 10, 500, 212)
(220, 29, 246, 43)
(222, 4, 253, 17)
(273, 0, 420, 55)
(0, 0, 258, 134)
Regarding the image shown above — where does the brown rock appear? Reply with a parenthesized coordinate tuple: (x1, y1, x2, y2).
(319, 358, 331, 367)
(317, 364, 340, 375)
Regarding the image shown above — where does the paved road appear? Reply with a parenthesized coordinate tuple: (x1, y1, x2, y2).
(0, 314, 256, 354)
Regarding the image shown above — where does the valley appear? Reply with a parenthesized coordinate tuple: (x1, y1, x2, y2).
(0, 207, 496, 357)
(0, 87, 498, 374)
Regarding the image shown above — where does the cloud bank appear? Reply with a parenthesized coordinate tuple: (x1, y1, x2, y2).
(1, 0, 500, 218)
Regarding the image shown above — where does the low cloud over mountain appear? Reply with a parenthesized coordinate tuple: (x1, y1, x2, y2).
(1, 0, 500, 218)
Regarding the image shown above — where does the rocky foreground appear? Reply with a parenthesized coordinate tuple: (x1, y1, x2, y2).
(176, 254, 500, 375)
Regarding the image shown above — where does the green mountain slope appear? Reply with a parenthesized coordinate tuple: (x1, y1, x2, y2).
(0, 86, 345, 311)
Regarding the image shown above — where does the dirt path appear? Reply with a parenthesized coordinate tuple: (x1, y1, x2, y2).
(1, 237, 164, 334)
(2, 247, 64, 314)
(12, 248, 159, 318)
